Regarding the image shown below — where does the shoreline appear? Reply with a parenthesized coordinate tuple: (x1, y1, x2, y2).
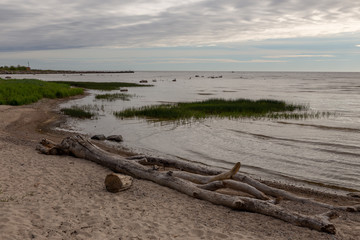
(0, 70, 134, 75)
(1, 98, 360, 239)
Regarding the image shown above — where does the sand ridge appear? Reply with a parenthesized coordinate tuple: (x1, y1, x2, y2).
(0, 99, 359, 239)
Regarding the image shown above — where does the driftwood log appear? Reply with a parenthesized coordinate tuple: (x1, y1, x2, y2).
(37, 135, 360, 234)
(105, 173, 133, 193)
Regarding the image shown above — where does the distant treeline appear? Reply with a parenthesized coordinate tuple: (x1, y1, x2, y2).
(0, 65, 29, 72)
(0, 65, 134, 74)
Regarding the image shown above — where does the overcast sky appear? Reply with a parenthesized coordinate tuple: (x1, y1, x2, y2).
(1, 0, 360, 71)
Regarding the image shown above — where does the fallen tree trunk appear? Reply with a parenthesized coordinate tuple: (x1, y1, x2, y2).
(131, 155, 360, 212)
(37, 135, 360, 234)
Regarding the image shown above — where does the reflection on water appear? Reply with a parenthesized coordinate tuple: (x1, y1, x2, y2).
(5, 71, 360, 192)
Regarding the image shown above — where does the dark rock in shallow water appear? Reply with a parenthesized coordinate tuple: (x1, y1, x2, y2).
(91, 134, 106, 140)
(106, 135, 123, 142)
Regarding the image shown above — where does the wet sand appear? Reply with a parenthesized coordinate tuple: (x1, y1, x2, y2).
(0, 98, 359, 240)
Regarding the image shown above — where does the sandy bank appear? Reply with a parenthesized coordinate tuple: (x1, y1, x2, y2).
(0, 99, 359, 240)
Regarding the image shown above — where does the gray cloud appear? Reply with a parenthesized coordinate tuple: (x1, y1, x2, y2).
(1, 0, 360, 51)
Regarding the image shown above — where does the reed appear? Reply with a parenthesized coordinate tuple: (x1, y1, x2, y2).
(60, 107, 94, 119)
(114, 98, 308, 120)
(0, 78, 83, 105)
(53, 81, 152, 90)
(95, 93, 134, 101)
(267, 111, 332, 119)
(60, 104, 103, 119)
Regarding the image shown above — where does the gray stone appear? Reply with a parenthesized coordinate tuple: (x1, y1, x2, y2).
(106, 135, 123, 142)
(91, 134, 106, 140)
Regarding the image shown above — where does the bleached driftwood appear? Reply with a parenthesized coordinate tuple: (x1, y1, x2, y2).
(134, 155, 360, 212)
(37, 135, 360, 234)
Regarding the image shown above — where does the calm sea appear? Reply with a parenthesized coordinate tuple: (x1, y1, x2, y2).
(6, 71, 360, 192)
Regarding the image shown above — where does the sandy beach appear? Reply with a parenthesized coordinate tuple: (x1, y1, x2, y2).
(1, 98, 360, 240)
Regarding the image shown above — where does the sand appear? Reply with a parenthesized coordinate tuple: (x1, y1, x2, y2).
(0, 99, 360, 240)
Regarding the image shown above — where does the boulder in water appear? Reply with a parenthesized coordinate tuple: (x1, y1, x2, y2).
(91, 134, 106, 140)
(106, 135, 123, 142)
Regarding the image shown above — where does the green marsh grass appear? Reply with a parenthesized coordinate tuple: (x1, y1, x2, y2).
(114, 98, 309, 121)
(61, 107, 94, 119)
(267, 111, 332, 120)
(53, 81, 152, 90)
(61, 104, 104, 119)
(0, 78, 83, 105)
(95, 93, 134, 101)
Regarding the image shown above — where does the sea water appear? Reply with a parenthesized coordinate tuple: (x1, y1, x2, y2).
(6, 71, 360, 192)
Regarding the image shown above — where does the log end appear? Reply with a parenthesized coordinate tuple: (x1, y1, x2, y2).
(347, 192, 360, 198)
(231, 162, 241, 177)
(36, 144, 50, 155)
(315, 211, 338, 234)
(345, 204, 360, 212)
(105, 173, 133, 193)
(321, 224, 336, 235)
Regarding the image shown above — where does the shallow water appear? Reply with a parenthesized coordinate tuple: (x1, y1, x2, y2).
(5, 71, 360, 192)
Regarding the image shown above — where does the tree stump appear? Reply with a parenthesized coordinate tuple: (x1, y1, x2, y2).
(105, 173, 133, 193)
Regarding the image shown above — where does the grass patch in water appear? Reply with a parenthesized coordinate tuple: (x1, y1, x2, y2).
(61, 107, 94, 119)
(114, 98, 309, 121)
(268, 111, 332, 119)
(53, 81, 152, 90)
(61, 104, 104, 119)
(95, 93, 134, 101)
(0, 78, 83, 105)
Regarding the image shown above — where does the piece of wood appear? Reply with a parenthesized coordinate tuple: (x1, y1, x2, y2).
(36, 143, 63, 155)
(207, 162, 240, 183)
(36, 135, 360, 234)
(171, 170, 269, 200)
(171, 164, 241, 184)
(105, 173, 133, 192)
(132, 155, 360, 212)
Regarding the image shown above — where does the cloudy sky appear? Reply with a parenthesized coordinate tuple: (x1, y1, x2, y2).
(1, 0, 360, 71)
